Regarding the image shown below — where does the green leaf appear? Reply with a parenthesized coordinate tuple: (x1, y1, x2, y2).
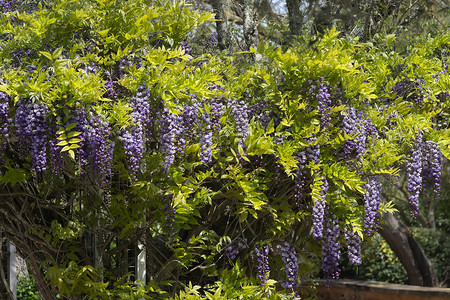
(238, 144, 249, 162)
(1, 168, 27, 186)
(68, 150, 75, 160)
(265, 119, 274, 135)
(185, 144, 199, 155)
(397, 101, 412, 116)
(65, 123, 77, 131)
(56, 140, 68, 146)
(67, 131, 81, 138)
(52, 47, 63, 59)
(40, 51, 53, 60)
(238, 210, 248, 223)
(68, 138, 82, 144)
(97, 28, 110, 37)
(56, 128, 65, 135)
(249, 198, 265, 211)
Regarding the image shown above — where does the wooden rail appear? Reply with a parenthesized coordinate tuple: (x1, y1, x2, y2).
(300, 279, 450, 300)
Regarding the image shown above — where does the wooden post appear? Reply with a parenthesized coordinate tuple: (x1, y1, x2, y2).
(0, 235, 17, 300)
(8, 241, 17, 300)
(136, 243, 146, 286)
(136, 243, 146, 300)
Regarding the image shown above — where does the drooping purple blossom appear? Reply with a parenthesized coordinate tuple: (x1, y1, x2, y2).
(249, 101, 271, 129)
(0, 0, 14, 13)
(210, 97, 223, 131)
(305, 136, 320, 165)
(160, 108, 184, 171)
(80, 115, 114, 187)
(313, 177, 329, 239)
(230, 100, 249, 147)
(208, 83, 225, 92)
(181, 40, 192, 56)
(182, 103, 199, 142)
(392, 79, 424, 105)
(344, 229, 362, 266)
(49, 126, 63, 176)
(364, 176, 382, 236)
(163, 195, 177, 245)
(84, 63, 99, 75)
(364, 117, 379, 139)
(118, 126, 143, 179)
(392, 81, 406, 98)
(293, 152, 308, 207)
(205, 33, 218, 49)
(253, 245, 270, 286)
(422, 140, 443, 196)
(224, 237, 247, 267)
(199, 112, 213, 164)
(406, 136, 423, 218)
(117, 56, 133, 78)
(342, 107, 368, 160)
(277, 242, 298, 294)
(316, 83, 332, 130)
(0, 92, 12, 168)
(104, 80, 118, 100)
(322, 214, 341, 281)
(131, 85, 151, 128)
(117, 85, 152, 178)
(14, 99, 48, 174)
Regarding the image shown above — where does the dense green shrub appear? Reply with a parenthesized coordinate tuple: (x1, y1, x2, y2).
(17, 276, 42, 300)
(341, 227, 450, 284)
(341, 235, 408, 284)
(414, 228, 450, 282)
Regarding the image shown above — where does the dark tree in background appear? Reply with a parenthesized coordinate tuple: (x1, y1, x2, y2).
(210, 0, 232, 50)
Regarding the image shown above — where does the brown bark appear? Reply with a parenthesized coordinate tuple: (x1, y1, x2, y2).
(211, 0, 232, 50)
(28, 253, 59, 300)
(362, 0, 375, 42)
(286, 0, 302, 36)
(378, 212, 439, 287)
(243, 0, 260, 62)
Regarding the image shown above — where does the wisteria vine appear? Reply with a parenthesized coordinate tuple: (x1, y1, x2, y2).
(253, 245, 270, 286)
(406, 136, 423, 218)
(0, 91, 11, 168)
(15, 99, 49, 174)
(276, 242, 298, 294)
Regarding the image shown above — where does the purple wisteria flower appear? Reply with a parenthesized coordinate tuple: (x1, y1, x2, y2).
(364, 176, 382, 236)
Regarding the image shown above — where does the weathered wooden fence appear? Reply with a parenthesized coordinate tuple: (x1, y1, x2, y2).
(300, 279, 450, 300)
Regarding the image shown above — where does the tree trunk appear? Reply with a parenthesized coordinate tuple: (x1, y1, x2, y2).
(0, 236, 14, 300)
(286, 0, 302, 36)
(210, 0, 232, 50)
(362, 0, 374, 42)
(243, 0, 260, 62)
(28, 254, 59, 300)
(378, 212, 439, 287)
